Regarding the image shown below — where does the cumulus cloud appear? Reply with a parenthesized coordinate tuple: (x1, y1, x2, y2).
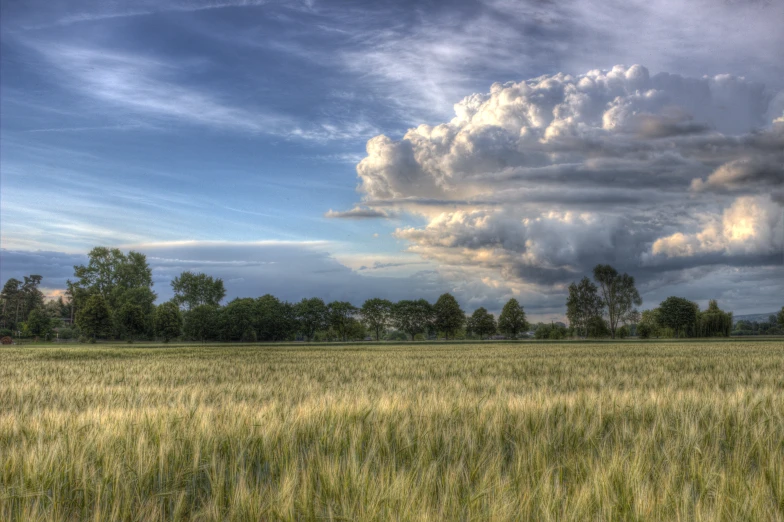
(345, 65, 784, 308)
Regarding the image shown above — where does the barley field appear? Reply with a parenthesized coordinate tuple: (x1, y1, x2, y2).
(1, 341, 783, 521)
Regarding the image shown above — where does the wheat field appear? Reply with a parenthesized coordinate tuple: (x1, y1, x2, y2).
(1, 341, 783, 521)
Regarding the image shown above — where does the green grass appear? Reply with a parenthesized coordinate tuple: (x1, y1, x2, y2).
(2, 342, 783, 521)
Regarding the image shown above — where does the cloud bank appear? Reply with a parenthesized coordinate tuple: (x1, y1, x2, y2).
(338, 65, 783, 309)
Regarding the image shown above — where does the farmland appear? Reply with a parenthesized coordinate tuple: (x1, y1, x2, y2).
(2, 341, 784, 521)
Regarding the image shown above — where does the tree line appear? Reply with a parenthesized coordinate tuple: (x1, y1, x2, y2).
(2, 246, 783, 342)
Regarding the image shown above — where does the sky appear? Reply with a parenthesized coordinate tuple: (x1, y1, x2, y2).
(1, 0, 783, 320)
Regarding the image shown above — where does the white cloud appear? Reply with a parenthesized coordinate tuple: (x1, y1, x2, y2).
(343, 65, 784, 302)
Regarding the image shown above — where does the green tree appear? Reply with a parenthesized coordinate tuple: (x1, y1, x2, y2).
(255, 295, 296, 341)
(296, 297, 328, 341)
(117, 303, 146, 341)
(70, 248, 154, 310)
(392, 299, 433, 341)
(586, 316, 611, 338)
(658, 296, 699, 338)
(497, 298, 527, 339)
(76, 294, 113, 339)
(433, 293, 464, 340)
(26, 308, 52, 337)
(183, 304, 220, 342)
(223, 298, 257, 341)
(155, 301, 183, 343)
(328, 301, 359, 342)
(360, 298, 393, 341)
(170, 271, 226, 310)
(467, 307, 497, 339)
(696, 300, 733, 337)
(565, 277, 603, 338)
(0, 276, 44, 330)
(777, 307, 784, 329)
(592, 264, 642, 339)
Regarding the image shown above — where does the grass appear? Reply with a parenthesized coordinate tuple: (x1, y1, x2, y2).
(1, 341, 783, 521)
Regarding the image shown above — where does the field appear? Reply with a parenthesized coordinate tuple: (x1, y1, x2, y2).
(2, 341, 784, 521)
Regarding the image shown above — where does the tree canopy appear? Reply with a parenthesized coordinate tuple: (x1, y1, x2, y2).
(433, 293, 464, 340)
(171, 271, 226, 310)
(497, 298, 527, 338)
(592, 264, 642, 339)
(360, 298, 393, 341)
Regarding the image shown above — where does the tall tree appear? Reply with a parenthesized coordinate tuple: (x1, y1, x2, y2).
(76, 294, 112, 339)
(155, 301, 183, 343)
(592, 264, 642, 339)
(778, 306, 784, 329)
(565, 277, 603, 338)
(467, 307, 497, 339)
(255, 295, 296, 341)
(70, 248, 154, 310)
(0, 278, 23, 329)
(183, 304, 220, 342)
(658, 296, 699, 338)
(433, 293, 464, 340)
(117, 303, 146, 341)
(26, 308, 52, 337)
(328, 301, 359, 342)
(170, 271, 226, 310)
(296, 297, 328, 341)
(497, 298, 527, 339)
(360, 298, 393, 341)
(392, 299, 433, 340)
(696, 300, 733, 337)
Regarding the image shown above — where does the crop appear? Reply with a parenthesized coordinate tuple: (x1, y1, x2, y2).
(1, 341, 783, 521)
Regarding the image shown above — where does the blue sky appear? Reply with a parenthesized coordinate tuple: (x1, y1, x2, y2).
(1, 0, 783, 319)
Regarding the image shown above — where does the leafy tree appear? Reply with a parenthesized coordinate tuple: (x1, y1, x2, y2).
(778, 307, 784, 329)
(117, 303, 146, 341)
(467, 307, 496, 339)
(565, 277, 603, 338)
(360, 298, 393, 341)
(183, 304, 220, 342)
(433, 293, 465, 340)
(328, 301, 359, 342)
(296, 297, 328, 341)
(255, 295, 296, 341)
(223, 298, 257, 341)
(696, 300, 732, 337)
(76, 294, 113, 339)
(1, 276, 44, 330)
(26, 308, 52, 337)
(392, 299, 433, 340)
(586, 316, 611, 338)
(658, 296, 699, 338)
(592, 264, 642, 338)
(70, 248, 154, 311)
(171, 271, 226, 310)
(155, 301, 183, 343)
(497, 298, 527, 339)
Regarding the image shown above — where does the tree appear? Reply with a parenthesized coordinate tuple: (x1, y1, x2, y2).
(432, 293, 465, 340)
(497, 298, 527, 339)
(391, 299, 433, 340)
(223, 298, 257, 341)
(183, 304, 220, 342)
(328, 301, 359, 342)
(76, 294, 113, 339)
(658, 296, 699, 338)
(565, 277, 603, 338)
(117, 303, 146, 341)
(155, 301, 183, 342)
(26, 308, 52, 337)
(296, 297, 328, 341)
(696, 300, 732, 337)
(467, 307, 496, 339)
(778, 307, 784, 329)
(360, 298, 393, 341)
(586, 316, 611, 338)
(592, 264, 642, 339)
(255, 295, 296, 341)
(1, 276, 44, 330)
(171, 271, 226, 310)
(70, 248, 154, 310)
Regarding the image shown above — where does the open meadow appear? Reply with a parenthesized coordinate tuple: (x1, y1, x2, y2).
(2, 341, 784, 521)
